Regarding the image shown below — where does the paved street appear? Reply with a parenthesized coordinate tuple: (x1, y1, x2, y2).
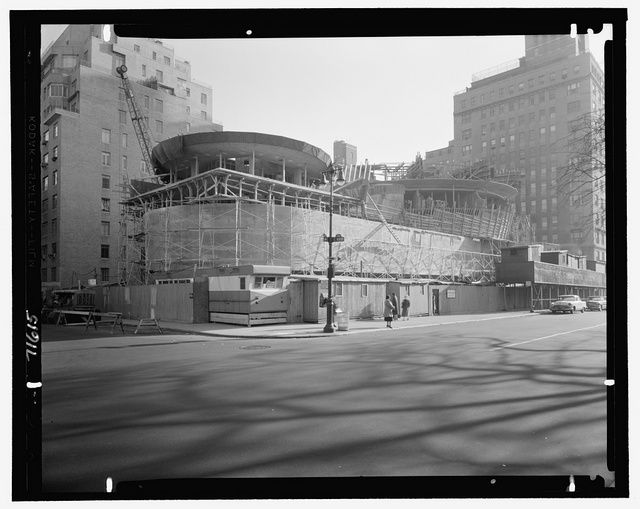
(42, 311, 609, 492)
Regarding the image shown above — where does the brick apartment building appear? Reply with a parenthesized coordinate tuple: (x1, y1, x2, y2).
(425, 34, 606, 262)
(40, 24, 222, 288)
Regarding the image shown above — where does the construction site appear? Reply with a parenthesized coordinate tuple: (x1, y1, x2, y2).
(117, 129, 534, 286)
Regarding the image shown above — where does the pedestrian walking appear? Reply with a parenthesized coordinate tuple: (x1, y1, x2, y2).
(391, 292, 399, 321)
(383, 295, 395, 328)
(401, 296, 410, 320)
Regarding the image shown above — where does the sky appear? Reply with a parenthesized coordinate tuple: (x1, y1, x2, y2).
(41, 24, 610, 164)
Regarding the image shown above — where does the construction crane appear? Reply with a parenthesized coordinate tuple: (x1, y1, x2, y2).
(115, 65, 159, 184)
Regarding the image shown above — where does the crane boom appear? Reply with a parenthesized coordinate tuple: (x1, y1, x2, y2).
(115, 65, 158, 182)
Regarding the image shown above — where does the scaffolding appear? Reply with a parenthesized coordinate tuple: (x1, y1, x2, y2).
(121, 167, 528, 284)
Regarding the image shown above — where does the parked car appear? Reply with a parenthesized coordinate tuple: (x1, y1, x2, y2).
(550, 295, 586, 314)
(586, 296, 607, 311)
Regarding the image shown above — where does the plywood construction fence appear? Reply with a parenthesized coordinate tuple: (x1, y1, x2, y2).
(94, 282, 209, 323)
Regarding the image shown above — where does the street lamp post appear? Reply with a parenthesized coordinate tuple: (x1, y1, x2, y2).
(319, 163, 345, 333)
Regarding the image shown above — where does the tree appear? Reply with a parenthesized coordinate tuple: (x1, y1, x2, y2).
(552, 111, 606, 238)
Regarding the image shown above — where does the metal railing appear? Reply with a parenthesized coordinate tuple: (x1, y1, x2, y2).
(471, 58, 520, 83)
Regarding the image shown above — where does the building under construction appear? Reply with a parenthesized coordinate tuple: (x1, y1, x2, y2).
(119, 131, 532, 286)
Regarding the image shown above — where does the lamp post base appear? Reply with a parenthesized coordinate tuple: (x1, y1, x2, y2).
(323, 323, 336, 333)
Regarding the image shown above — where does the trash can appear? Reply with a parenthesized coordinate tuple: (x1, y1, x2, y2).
(335, 308, 349, 331)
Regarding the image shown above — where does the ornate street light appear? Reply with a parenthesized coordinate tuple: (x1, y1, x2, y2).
(321, 163, 345, 333)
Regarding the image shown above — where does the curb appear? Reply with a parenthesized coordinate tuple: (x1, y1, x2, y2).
(156, 312, 537, 340)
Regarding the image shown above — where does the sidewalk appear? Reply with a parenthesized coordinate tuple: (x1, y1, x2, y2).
(122, 310, 537, 339)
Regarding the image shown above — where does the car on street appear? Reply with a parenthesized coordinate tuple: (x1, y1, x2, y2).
(550, 294, 586, 314)
(586, 296, 607, 311)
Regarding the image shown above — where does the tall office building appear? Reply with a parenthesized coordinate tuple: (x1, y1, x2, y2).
(425, 34, 605, 262)
(40, 25, 222, 288)
(333, 140, 357, 166)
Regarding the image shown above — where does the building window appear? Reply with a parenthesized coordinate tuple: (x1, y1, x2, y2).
(155, 120, 163, 134)
(335, 282, 343, 296)
(101, 151, 111, 166)
(42, 221, 48, 236)
(561, 69, 568, 79)
(102, 128, 111, 144)
(101, 198, 111, 212)
(164, 56, 171, 65)
(43, 130, 49, 143)
(53, 170, 58, 186)
(141, 64, 146, 77)
(530, 183, 536, 196)
(51, 218, 57, 236)
(102, 174, 110, 189)
(186, 122, 191, 132)
(201, 93, 207, 105)
(134, 44, 140, 53)
(550, 124, 556, 133)
(119, 110, 127, 123)
(540, 127, 546, 136)
(51, 267, 57, 281)
(155, 98, 163, 112)
(101, 221, 110, 236)
(122, 155, 128, 170)
(152, 51, 157, 60)
(52, 194, 57, 209)
(186, 87, 191, 97)
(541, 199, 547, 212)
(361, 284, 368, 297)
(51, 242, 57, 257)
(121, 133, 128, 148)
(201, 110, 207, 120)
(53, 123, 58, 137)
(156, 69, 163, 82)
(101, 244, 110, 258)
(42, 198, 48, 211)
(101, 267, 110, 282)
(549, 107, 556, 120)
(573, 65, 580, 74)
(567, 100, 580, 113)
(43, 176, 49, 192)
(144, 95, 150, 109)
(568, 82, 580, 94)
(52, 146, 58, 160)
(43, 153, 49, 164)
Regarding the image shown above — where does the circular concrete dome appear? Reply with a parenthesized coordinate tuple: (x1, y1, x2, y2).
(152, 131, 332, 181)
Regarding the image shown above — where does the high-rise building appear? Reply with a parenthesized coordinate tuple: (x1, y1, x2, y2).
(333, 140, 357, 166)
(40, 25, 222, 287)
(425, 34, 605, 262)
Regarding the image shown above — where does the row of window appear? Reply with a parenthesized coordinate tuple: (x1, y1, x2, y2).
(42, 194, 58, 210)
(42, 170, 58, 191)
(42, 122, 59, 144)
(460, 81, 584, 124)
(41, 218, 58, 236)
(41, 242, 57, 260)
(42, 145, 59, 164)
(476, 106, 560, 136)
(41, 266, 111, 283)
(459, 65, 582, 110)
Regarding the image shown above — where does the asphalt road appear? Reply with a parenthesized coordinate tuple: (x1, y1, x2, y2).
(41, 311, 609, 492)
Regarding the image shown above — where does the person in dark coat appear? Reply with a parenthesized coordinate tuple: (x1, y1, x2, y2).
(383, 295, 395, 328)
(401, 296, 410, 320)
(391, 293, 399, 321)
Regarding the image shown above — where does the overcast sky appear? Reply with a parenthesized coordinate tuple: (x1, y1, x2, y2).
(41, 24, 610, 164)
